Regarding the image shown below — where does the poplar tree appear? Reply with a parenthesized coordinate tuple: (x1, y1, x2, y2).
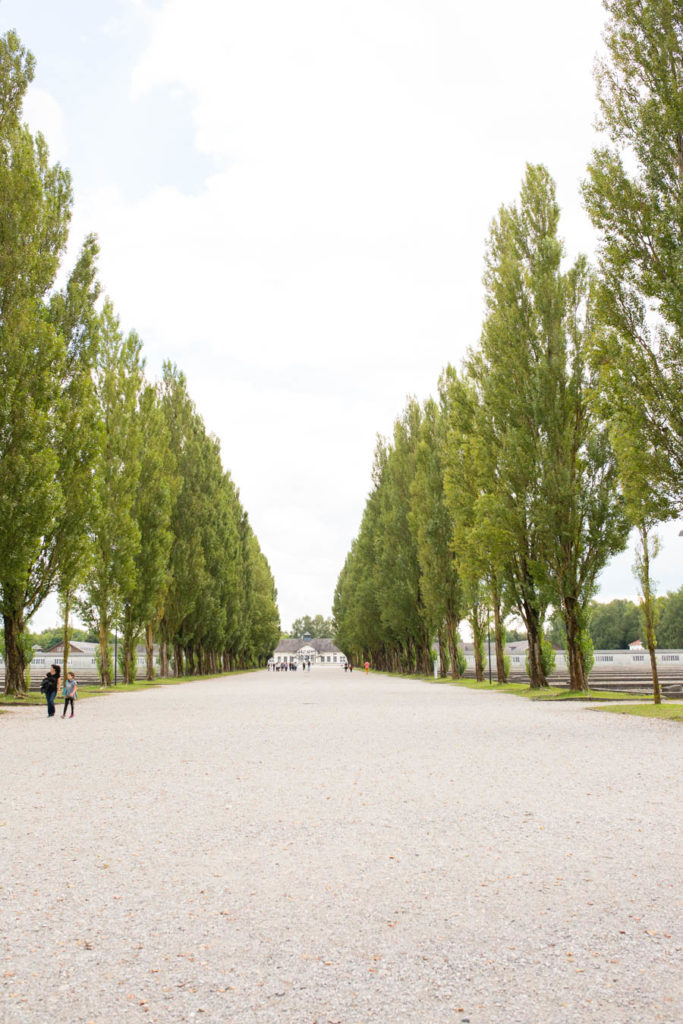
(50, 236, 102, 681)
(119, 384, 177, 682)
(0, 33, 100, 694)
(79, 304, 144, 685)
(441, 366, 510, 683)
(472, 172, 556, 688)
(374, 403, 431, 675)
(333, 489, 385, 668)
(583, 0, 683, 513)
(474, 165, 627, 689)
(411, 396, 464, 678)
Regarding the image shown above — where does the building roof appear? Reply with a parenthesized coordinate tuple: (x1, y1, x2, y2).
(40, 641, 158, 656)
(43, 640, 99, 655)
(275, 637, 341, 654)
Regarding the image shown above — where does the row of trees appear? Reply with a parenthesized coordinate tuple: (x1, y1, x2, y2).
(334, 1, 681, 698)
(0, 32, 280, 694)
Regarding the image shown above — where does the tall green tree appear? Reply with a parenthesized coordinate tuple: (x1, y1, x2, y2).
(583, 0, 683, 513)
(119, 383, 177, 682)
(441, 366, 509, 682)
(49, 235, 102, 681)
(410, 397, 464, 678)
(0, 33, 100, 694)
(475, 165, 627, 690)
(472, 169, 558, 687)
(333, 487, 385, 668)
(374, 403, 431, 675)
(79, 303, 144, 685)
(158, 364, 207, 676)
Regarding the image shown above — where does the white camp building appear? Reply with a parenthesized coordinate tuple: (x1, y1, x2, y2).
(271, 636, 347, 667)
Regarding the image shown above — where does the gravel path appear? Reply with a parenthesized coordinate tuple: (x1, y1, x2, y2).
(1, 670, 681, 1024)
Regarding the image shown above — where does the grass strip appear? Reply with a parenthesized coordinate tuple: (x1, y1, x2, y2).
(0, 669, 255, 707)
(372, 670, 651, 702)
(590, 703, 683, 721)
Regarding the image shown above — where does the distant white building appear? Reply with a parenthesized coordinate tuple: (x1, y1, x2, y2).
(9, 640, 160, 681)
(271, 635, 347, 667)
(462, 639, 681, 672)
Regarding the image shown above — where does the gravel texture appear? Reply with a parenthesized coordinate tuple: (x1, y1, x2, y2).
(1, 669, 681, 1024)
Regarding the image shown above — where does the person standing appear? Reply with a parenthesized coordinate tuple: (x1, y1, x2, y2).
(61, 671, 78, 718)
(364, 661, 369, 675)
(42, 663, 60, 717)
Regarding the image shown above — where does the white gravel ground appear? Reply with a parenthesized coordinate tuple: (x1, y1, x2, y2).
(1, 669, 681, 1024)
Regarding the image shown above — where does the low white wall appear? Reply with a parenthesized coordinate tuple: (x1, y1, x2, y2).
(467, 649, 682, 672)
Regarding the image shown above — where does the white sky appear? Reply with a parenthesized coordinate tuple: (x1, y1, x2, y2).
(6, 0, 681, 632)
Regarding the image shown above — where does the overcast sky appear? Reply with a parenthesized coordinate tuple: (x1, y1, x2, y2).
(6, 0, 681, 632)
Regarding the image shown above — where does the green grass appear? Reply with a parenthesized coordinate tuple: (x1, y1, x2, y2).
(371, 670, 648, 702)
(447, 677, 646, 701)
(0, 669, 254, 707)
(591, 703, 683, 721)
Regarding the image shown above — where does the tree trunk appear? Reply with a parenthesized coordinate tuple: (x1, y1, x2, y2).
(520, 600, 547, 689)
(3, 609, 27, 696)
(61, 593, 71, 687)
(160, 638, 170, 678)
(98, 619, 111, 686)
(470, 605, 485, 682)
(122, 622, 135, 685)
(492, 590, 508, 683)
(173, 643, 184, 678)
(563, 596, 587, 692)
(186, 645, 195, 676)
(145, 622, 155, 680)
(437, 628, 448, 677)
(638, 526, 661, 705)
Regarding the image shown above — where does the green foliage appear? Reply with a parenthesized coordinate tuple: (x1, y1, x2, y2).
(657, 586, 683, 649)
(157, 365, 279, 674)
(334, 404, 433, 674)
(0, 31, 277, 692)
(454, 643, 467, 678)
(412, 395, 464, 678)
(290, 614, 335, 638)
(547, 610, 567, 648)
(588, 598, 640, 649)
(78, 304, 144, 685)
(580, 631, 595, 677)
(27, 626, 93, 650)
(466, 164, 627, 689)
(583, 0, 683, 514)
(0, 31, 103, 695)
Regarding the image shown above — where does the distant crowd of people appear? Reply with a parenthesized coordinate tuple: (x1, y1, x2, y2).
(268, 660, 310, 672)
(266, 659, 360, 673)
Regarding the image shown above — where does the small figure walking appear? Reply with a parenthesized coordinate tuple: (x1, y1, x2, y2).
(61, 671, 77, 718)
(364, 661, 369, 675)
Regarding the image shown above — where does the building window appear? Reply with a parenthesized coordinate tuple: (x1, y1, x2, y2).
(596, 655, 614, 662)
(632, 655, 645, 662)
(662, 654, 680, 662)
